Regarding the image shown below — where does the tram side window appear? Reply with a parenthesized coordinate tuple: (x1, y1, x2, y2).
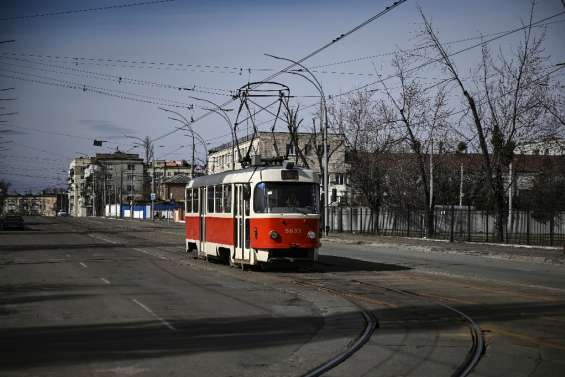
(207, 186, 214, 213)
(244, 184, 250, 216)
(215, 185, 223, 213)
(223, 184, 232, 213)
(186, 188, 192, 213)
(193, 188, 199, 213)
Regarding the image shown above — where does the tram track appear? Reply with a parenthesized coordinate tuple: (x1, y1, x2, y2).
(360, 281, 484, 377)
(71, 217, 486, 377)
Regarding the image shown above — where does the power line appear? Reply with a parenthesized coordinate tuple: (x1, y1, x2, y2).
(0, 56, 233, 97)
(329, 9, 565, 99)
(0, 70, 194, 109)
(0, 0, 175, 22)
(154, 0, 408, 143)
(309, 18, 565, 70)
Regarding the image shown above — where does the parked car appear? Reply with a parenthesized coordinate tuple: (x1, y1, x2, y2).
(57, 210, 69, 217)
(3, 212, 24, 230)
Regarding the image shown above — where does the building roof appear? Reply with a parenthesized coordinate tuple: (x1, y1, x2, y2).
(209, 131, 344, 154)
(162, 174, 192, 185)
(94, 151, 143, 161)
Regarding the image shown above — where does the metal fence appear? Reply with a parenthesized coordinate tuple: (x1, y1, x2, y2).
(327, 206, 565, 247)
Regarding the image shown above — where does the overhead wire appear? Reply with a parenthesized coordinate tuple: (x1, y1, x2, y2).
(0, 70, 194, 109)
(329, 9, 565, 99)
(153, 0, 409, 143)
(0, 0, 175, 22)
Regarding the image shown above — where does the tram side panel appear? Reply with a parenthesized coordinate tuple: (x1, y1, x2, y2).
(249, 217, 320, 249)
(205, 216, 235, 246)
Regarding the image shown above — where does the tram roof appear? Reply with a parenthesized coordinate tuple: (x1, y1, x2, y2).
(187, 166, 318, 188)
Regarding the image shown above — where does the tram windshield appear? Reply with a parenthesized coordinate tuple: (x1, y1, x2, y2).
(254, 182, 319, 214)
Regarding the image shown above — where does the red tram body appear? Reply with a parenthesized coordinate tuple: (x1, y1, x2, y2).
(185, 165, 320, 266)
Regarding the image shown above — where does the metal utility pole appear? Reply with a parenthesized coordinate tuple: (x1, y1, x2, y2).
(508, 161, 513, 230)
(92, 167, 96, 217)
(191, 132, 195, 177)
(130, 172, 134, 219)
(159, 107, 211, 174)
(151, 159, 155, 220)
(459, 164, 464, 207)
(429, 139, 434, 210)
(119, 169, 123, 218)
(264, 53, 330, 236)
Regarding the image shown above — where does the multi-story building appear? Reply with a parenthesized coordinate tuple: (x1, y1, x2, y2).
(147, 159, 205, 200)
(516, 138, 565, 156)
(68, 156, 93, 217)
(208, 131, 349, 204)
(68, 151, 145, 217)
(159, 174, 192, 202)
(2, 194, 60, 216)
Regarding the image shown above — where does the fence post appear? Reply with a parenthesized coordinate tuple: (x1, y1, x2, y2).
(450, 205, 455, 242)
(350, 205, 353, 233)
(467, 205, 471, 242)
(407, 208, 411, 237)
(485, 210, 489, 242)
(526, 208, 530, 245)
(550, 215, 555, 247)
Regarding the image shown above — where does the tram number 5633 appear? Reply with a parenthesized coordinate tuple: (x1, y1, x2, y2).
(284, 228, 302, 234)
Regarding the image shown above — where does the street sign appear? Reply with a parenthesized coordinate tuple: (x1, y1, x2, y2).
(150, 192, 156, 201)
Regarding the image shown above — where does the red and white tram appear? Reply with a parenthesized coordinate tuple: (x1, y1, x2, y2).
(184, 163, 320, 267)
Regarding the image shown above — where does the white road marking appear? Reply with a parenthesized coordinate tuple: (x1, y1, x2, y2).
(133, 248, 168, 261)
(131, 298, 175, 331)
(79, 262, 88, 268)
(100, 277, 111, 285)
(160, 231, 182, 236)
(89, 234, 118, 244)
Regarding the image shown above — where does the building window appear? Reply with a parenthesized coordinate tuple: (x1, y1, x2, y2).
(286, 143, 296, 156)
(127, 185, 132, 192)
(127, 164, 135, 170)
(334, 173, 345, 185)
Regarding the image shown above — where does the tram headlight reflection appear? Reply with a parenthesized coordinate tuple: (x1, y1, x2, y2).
(307, 231, 316, 240)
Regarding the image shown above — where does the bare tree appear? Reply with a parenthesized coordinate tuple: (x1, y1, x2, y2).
(330, 90, 398, 229)
(420, 1, 563, 240)
(281, 102, 310, 168)
(378, 53, 451, 236)
(141, 136, 154, 165)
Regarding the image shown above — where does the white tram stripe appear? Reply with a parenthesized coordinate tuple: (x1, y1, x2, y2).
(100, 277, 111, 285)
(79, 262, 87, 268)
(131, 298, 175, 331)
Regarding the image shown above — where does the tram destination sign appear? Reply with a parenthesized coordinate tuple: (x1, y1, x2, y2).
(281, 169, 299, 180)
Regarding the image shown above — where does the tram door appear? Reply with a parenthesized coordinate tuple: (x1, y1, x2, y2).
(234, 184, 250, 261)
(198, 187, 205, 254)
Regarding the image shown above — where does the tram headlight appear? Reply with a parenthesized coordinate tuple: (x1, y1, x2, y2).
(307, 231, 316, 240)
(269, 230, 280, 240)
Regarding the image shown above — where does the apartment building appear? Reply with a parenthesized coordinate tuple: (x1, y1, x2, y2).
(208, 131, 350, 204)
(68, 151, 145, 216)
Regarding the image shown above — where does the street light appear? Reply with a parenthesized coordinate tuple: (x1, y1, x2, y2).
(265, 53, 330, 236)
(159, 108, 200, 176)
(176, 92, 238, 170)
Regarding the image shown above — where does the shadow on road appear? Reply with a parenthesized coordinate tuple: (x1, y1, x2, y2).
(263, 255, 411, 274)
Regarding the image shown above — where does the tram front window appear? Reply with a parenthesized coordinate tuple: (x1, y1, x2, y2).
(254, 182, 319, 214)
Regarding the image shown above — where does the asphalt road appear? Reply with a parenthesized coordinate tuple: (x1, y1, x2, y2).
(1, 216, 564, 377)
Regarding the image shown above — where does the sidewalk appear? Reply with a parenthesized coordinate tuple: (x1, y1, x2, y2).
(322, 232, 565, 265)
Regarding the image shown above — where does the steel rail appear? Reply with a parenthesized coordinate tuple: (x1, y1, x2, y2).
(354, 281, 486, 377)
(294, 281, 379, 377)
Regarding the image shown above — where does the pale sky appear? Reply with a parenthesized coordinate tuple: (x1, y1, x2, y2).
(1, 0, 564, 192)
